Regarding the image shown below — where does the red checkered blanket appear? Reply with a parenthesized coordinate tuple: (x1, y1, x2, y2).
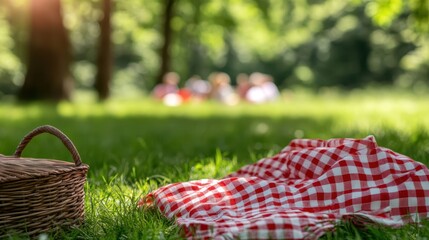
(140, 136, 429, 239)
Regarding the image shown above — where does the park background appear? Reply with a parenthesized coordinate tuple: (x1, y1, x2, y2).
(0, 0, 428, 100)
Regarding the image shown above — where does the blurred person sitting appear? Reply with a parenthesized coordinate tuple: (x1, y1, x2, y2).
(185, 75, 212, 101)
(152, 72, 184, 106)
(236, 73, 251, 100)
(209, 72, 238, 105)
(152, 72, 180, 99)
(245, 72, 280, 104)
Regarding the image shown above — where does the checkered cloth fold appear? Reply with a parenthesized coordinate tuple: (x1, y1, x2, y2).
(141, 136, 429, 239)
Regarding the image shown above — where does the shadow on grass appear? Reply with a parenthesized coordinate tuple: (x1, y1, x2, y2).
(0, 114, 337, 180)
(1, 112, 428, 183)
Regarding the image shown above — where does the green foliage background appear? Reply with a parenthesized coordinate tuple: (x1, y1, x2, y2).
(0, 0, 428, 98)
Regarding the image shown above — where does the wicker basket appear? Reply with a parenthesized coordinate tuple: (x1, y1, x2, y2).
(0, 125, 89, 236)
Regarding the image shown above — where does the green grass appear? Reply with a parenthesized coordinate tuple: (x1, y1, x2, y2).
(1, 89, 429, 239)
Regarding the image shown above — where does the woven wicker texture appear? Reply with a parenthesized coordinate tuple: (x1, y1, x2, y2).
(0, 125, 89, 236)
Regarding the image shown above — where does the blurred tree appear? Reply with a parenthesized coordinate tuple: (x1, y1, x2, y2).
(0, 2, 23, 96)
(94, 0, 113, 100)
(362, 0, 429, 33)
(107, 1, 160, 90)
(156, 0, 176, 84)
(19, 0, 72, 101)
(172, 0, 238, 80)
(181, 0, 205, 78)
(1, 0, 428, 98)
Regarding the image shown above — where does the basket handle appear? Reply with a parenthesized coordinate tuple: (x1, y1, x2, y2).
(13, 125, 82, 166)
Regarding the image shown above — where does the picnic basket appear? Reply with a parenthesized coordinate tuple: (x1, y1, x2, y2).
(0, 125, 89, 236)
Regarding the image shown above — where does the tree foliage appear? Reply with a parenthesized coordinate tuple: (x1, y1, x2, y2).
(0, 0, 427, 98)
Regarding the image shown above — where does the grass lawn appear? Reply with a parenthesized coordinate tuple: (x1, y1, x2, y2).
(1, 89, 429, 239)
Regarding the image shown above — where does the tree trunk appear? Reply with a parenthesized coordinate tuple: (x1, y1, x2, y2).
(156, 0, 176, 84)
(187, 0, 202, 77)
(94, 0, 113, 101)
(19, 0, 71, 101)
